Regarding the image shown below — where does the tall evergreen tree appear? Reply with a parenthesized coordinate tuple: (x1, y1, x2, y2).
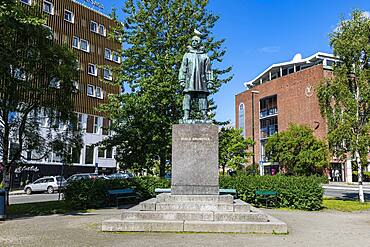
(0, 1, 81, 189)
(317, 10, 370, 202)
(101, 0, 232, 176)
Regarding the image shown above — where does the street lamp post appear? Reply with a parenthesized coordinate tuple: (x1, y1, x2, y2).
(251, 90, 260, 169)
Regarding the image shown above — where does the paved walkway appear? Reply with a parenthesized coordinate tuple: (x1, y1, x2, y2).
(0, 206, 369, 247)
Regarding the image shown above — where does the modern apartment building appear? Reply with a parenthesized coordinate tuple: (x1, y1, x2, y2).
(15, 0, 122, 181)
(235, 52, 357, 182)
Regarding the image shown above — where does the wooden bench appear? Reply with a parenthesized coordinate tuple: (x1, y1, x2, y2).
(107, 188, 137, 207)
(255, 190, 278, 207)
(154, 188, 237, 198)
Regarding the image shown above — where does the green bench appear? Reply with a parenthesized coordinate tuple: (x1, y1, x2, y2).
(154, 188, 237, 198)
(255, 190, 278, 207)
(107, 188, 137, 207)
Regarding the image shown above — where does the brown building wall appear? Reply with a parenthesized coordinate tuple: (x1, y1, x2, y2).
(43, 0, 121, 116)
(236, 64, 332, 164)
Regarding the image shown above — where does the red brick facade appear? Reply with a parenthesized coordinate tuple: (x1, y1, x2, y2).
(235, 64, 333, 165)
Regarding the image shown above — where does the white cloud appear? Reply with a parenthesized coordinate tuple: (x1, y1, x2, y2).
(257, 46, 280, 53)
(362, 11, 370, 19)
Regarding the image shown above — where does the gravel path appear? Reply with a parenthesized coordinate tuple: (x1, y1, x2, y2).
(0, 206, 369, 247)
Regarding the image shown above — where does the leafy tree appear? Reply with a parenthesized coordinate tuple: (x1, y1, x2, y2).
(317, 10, 370, 202)
(264, 124, 329, 176)
(218, 127, 254, 175)
(100, 0, 232, 176)
(0, 1, 81, 189)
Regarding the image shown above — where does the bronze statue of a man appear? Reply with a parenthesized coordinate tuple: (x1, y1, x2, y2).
(179, 30, 213, 122)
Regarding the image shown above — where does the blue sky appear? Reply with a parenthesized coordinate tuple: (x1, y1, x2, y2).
(93, 0, 369, 123)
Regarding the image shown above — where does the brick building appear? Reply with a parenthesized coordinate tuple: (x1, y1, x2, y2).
(12, 0, 122, 183)
(235, 52, 354, 182)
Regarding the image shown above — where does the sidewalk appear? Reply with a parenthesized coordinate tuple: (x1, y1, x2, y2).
(8, 190, 25, 195)
(324, 182, 370, 191)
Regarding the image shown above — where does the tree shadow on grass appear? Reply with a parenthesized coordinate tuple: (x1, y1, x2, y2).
(6, 201, 138, 221)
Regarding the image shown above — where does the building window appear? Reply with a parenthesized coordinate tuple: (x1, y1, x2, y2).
(21, 0, 32, 6)
(103, 68, 112, 81)
(72, 36, 79, 49)
(106, 147, 113, 159)
(105, 48, 111, 60)
(49, 78, 61, 89)
(64, 10, 74, 23)
(43, 1, 54, 15)
(88, 63, 97, 76)
(87, 85, 95, 97)
(85, 145, 94, 164)
(93, 116, 102, 134)
(98, 147, 105, 158)
(112, 52, 120, 63)
(72, 148, 81, 163)
(96, 87, 103, 99)
(239, 103, 245, 137)
(80, 39, 89, 52)
(42, 25, 53, 39)
(90, 21, 98, 33)
(99, 24, 106, 36)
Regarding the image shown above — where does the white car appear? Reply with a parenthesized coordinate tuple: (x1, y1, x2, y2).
(24, 176, 66, 195)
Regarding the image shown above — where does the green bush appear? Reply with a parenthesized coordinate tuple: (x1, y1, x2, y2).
(352, 171, 370, 182)
(64, 177, 170, 209)
(65, 175, 323, 211)
(220, 174, 324, 210)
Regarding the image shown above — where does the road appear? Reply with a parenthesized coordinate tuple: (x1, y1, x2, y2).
(9, 193, 63, 205)
(323, 184, 370, 200)
(7, 184, 370, 205)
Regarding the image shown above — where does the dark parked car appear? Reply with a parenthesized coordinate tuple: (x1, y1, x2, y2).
(66, 173, 98, 184)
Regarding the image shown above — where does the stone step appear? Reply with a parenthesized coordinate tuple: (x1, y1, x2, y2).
(121, 210, 213, 221)
(156, 194, 234, 204)
(102, 219, 288, 233)
(102, 219, 183, 232)
(121, 210, 268, 222)
(183, 220, 288, 234)
(155, 202, 234, 212)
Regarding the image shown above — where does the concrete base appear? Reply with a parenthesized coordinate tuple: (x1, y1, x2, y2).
(102, 194, 288, 234)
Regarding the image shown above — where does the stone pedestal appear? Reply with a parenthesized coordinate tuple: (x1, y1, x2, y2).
(171, 124, 219, 195)
(102, 123, 288, 234)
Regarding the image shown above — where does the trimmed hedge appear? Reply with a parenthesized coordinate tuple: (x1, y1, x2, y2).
(64, 177, 170, 209)
(220, 175, 324, 210)
(64, 175, 323, 211)
(352, 171, 370, 182)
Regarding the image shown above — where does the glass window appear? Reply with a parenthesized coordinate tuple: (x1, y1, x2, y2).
(103, 68, 112, 81)
(105, 48, 111, 60)
(88, 64, 97, 76)
(106, 147, 113, 159)
(87, 85, 95, 96)
(99, 24, 106, 36)
(112, 52, 120, 63)
(85, 145, 94, 164)
(64, 10, 74, 23)
(239, 103, 245, 137)
(90, 21, 98, 32)
(80, 39, 89, 52)
(93, 116, 100, 134)
(72, 148, 81, 163)
(21, 0, 32, 5)
(98, 147, 105, 158)
(72, 36, 79, 48)
(96, 87, 103, 99)
(43, 1, 53, 14)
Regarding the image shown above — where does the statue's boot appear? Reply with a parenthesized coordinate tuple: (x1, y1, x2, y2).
(202, 110, 208, 120)
(183, 110, 190, 121)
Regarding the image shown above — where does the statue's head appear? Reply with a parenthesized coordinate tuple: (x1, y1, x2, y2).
(191, 35, 201, 49)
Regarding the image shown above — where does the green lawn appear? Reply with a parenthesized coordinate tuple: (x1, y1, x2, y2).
(323, 198, 370, 212)
(7, 201, 88, 217)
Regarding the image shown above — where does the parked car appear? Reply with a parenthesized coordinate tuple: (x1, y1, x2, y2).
(24, 176, 66, 195)
(66, 173, 98, 184)
(107, 172, 133, 180)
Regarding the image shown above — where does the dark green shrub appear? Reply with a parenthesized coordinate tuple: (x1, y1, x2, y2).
(352, 171, 370, 182)
(220, 174, 324, 210)
(64, 177, 170, 209)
